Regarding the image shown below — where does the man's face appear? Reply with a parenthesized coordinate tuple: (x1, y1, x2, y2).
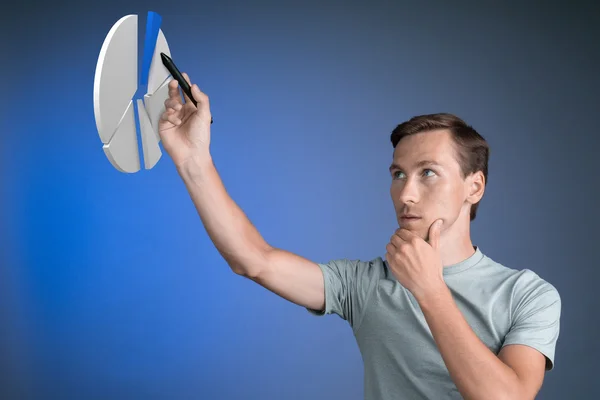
(389, 129, 475, 240)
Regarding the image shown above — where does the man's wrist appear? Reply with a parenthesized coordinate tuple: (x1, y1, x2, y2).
(415, 280, 451, 310)
(176, 151, 214, 181)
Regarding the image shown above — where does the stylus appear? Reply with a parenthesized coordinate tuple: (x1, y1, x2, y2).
(160, 52, 213, 124)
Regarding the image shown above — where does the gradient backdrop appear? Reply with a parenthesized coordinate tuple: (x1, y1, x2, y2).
(1, 0, 598, 399)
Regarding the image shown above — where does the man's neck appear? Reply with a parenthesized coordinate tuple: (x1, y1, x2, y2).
(438, 218, 476, 267)
(439, 238, 476, 267)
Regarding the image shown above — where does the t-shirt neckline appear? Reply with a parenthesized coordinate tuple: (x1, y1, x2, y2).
(443, 246, 484, 275)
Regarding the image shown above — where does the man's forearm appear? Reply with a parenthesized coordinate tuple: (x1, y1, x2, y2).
(417, 286, 522, 400)
(176, 152, 272, 276)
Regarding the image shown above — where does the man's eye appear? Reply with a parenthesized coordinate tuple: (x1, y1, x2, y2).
(393, 170, 435, 179)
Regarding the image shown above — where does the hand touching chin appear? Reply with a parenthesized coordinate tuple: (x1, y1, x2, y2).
(386, 219, 446, 301)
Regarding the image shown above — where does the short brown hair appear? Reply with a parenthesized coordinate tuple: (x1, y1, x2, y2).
(390, 113, 490, 221)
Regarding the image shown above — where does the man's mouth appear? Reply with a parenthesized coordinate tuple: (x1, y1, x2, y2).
(400, 215, 421, 221)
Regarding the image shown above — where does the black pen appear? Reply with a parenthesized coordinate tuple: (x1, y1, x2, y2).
(160, 52, 213, 124)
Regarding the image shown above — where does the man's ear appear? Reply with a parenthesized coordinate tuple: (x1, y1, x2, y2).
(467, 171, 485, 205)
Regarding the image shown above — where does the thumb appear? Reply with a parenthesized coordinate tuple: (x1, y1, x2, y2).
(191, 84, 214, 124)
(179, 73, 193, 103)
(191, 84, 203, 103)
(428, 219, 443, 249)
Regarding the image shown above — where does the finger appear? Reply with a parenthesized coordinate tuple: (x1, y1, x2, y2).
(182, 72, 192, 85)
(395, 229, 414, 241)
(385, 243, 395, 255)
(164, 98, 183, 111)
(160, 110, 182, 125)
(427, 219, 443, 249)
(389, 234, 403, 248)
(168, 79, 182, 104)
(180, 87, 193, 105)
(180, 73, 195, 105)
(191, 84, 213, 123)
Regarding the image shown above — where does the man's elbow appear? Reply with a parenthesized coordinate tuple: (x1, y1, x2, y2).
(494, 382, 538, 400)
(229, 259, 263, 278)
(464, 378, 536, 400)
(228, 247, 272, 278)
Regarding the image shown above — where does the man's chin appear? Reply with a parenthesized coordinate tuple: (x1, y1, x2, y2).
(399, 223, 428, 240)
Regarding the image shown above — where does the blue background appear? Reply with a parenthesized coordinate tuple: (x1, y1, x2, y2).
(1, 0, 598, 399)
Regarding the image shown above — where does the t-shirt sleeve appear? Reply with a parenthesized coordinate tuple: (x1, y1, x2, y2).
(306, 258, 381, 330)
(501, 272, 562, 370)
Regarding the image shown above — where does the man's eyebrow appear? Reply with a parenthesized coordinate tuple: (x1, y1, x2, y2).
(388, 160, 441, 171)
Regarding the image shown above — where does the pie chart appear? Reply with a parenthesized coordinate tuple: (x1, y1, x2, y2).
(93, 11, 173, 173)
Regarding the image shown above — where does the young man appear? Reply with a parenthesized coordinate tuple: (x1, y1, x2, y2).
(159, 74, 561, 400)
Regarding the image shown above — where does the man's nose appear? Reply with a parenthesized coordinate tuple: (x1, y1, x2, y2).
(397, 178, 420, 204)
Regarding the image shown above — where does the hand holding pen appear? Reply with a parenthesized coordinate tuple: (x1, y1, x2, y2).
(158, 54, 214, 168)
(161, 53, 213, 124)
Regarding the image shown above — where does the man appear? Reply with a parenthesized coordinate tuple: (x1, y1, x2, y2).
(159, 73, 561, 400)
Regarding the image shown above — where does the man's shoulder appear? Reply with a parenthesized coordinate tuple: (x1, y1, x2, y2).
(477, 255, 563, 371)
(318, 255, 388, 275)
(316, 255, 396, 287)
(477, 251, 561, 303)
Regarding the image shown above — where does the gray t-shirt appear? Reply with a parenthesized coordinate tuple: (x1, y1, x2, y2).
(308, 246, 561, 399)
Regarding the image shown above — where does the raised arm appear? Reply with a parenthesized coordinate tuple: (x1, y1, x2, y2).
(159, 74, 325, 311)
